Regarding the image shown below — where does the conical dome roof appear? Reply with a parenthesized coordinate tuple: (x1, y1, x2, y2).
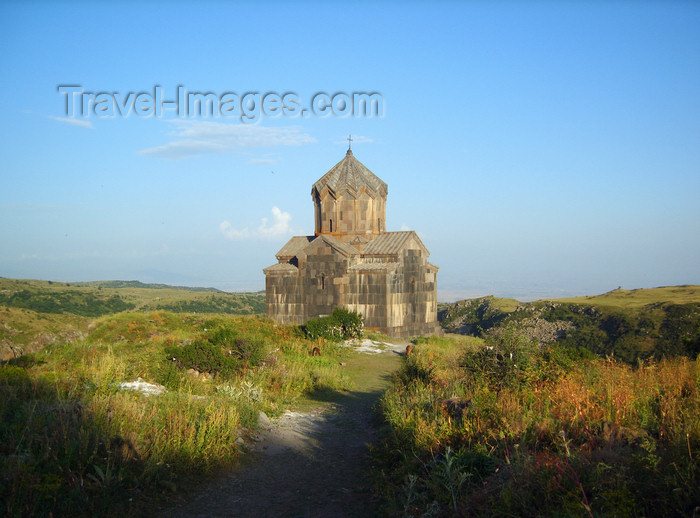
(312, 150, 388, 198)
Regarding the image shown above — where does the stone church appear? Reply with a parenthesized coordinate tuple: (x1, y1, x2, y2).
(263, 147, 440, 338)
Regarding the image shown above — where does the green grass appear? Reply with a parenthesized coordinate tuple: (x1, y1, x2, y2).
(3, 278, 699, 515)
(0, 306, 89, 360)
(294, 351, 400, 413)
(0, 311, 352, 517)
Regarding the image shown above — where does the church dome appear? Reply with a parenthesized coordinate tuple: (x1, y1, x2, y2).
(311, 149, 388, 238)
(311, 149, 388, 198)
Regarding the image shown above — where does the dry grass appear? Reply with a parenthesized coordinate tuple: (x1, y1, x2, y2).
(375, 334, 699, 517)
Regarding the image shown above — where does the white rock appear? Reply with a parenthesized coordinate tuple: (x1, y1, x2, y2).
(258, 410, 272, 428)
(118, 379, 166, 396)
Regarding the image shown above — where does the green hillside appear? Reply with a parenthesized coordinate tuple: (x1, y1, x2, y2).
(438, 285, 700, 362)
(0, 306, 89, 360)
(0, 278, 265, 315)
(555, 285, 700, 307)
(0, 278, 265, 360)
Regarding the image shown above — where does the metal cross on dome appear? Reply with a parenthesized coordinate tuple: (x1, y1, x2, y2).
(347, 134, 353, 150)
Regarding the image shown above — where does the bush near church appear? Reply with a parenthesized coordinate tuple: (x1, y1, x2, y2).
(303, 307, 363, 341)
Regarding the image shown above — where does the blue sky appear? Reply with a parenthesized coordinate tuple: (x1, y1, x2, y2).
(1, 1, 698, 301)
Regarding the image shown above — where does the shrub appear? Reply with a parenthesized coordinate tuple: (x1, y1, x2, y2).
(165, 323, 272, 377)
(165, 339, 238, 377)
(207, 326, 268, 367)
(303, 307, 363, 341)
(460, 326, 538, 390)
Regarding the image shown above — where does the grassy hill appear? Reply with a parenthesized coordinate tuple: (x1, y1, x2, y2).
(0, 278, 265, 360)
(556, 285, 700, 308)
(438, 285, 700, 363)
(0, 306, 89, 359)
(0, 310, 350, 517)
(0, 278, 265, 314)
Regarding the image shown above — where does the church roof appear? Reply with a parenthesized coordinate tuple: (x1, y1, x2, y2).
(363, 231, 428, 256)
(276, 236, 315, 260)
(312, 150, 388, 198)
(274, 234, 359, 260)
(263, 262, 298, 274)
(311, 234, 360, 257)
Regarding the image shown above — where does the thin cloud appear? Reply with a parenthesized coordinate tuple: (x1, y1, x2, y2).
(48, 116, 94, 129)
(140, 121, 315, 160)
(220, 206, 292, 241)
(219, 221, 250, 240)
(140, 140, 226, 161)
(247, 158, 276, 165)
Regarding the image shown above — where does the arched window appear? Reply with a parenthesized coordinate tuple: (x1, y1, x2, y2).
(329, 219, 333, 232)
(320, 274, 325, 290)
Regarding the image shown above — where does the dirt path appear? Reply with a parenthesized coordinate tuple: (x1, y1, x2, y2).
(162, 343, 404, 518)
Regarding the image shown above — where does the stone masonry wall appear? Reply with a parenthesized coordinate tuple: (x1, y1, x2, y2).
(265, 272, 304, 325)
(315, 190, 385, 237)
(267, 245, 439, 337)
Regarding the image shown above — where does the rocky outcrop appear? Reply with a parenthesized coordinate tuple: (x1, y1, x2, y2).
(439, 296, 516, 335)
(0, 328, 86, 361)
(490, 317, 574, 344)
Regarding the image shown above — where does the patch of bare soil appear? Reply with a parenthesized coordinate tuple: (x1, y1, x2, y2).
(162, 349, 402, 518)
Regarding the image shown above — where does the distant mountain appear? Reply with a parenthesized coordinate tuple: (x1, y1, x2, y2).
(72, 280, 225, 292)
